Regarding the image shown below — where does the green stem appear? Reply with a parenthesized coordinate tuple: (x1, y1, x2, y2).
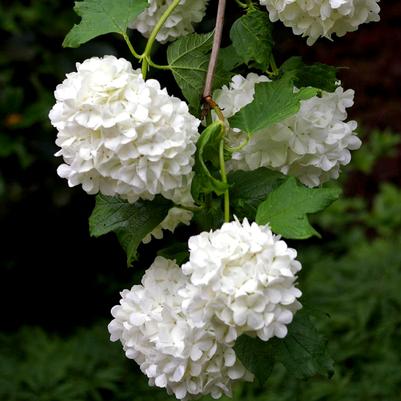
(219, 138, 230, 223)
(247, 0, 256, 8)
(235, 0, 248, 8)
(175, 204, 203, 213)
(225, 134, 250, 153)
(122, 33, 141, 59)
(141, 0, 181, 78)
(270, 54, 279, 76)
(147, 58, 171, 70)
(205, 112, 213, 126)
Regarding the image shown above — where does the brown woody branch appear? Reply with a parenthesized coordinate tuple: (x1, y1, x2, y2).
(201, 0, 227, 119)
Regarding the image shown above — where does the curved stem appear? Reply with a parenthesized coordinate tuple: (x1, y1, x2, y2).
(147, 58, 171, 70)
(235, 0, 248, 8)
(122, 33, 141, 59)
(219, 138, 230, 223)
(141, 0, 181, 78)
(225, 134, 250, 153)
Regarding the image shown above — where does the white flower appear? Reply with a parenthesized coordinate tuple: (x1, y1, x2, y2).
(108, 256, 252, 400)
(215, 73, 361, 187)
(180, 219, 302, 344)
(260, 0, 380, 45)
(49, 55, 200, 203)
(142, 207, 193, 244)
(129, 0, 209, 43)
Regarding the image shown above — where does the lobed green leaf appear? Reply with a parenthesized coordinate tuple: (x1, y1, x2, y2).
(229, 76, 317, 136)
(63, 0, 148, 48)
(234, 335, 274, 384)
(230, 9, 274, 71)
(234, 309, 334, 384)
(218, 45, 243, 72)
(89, 195, 173, 266)
(272, 311, 335, 380)
(228, 168, 285, 220)
(280, 57, 338, 92)
(167, 32, 231, 115)
(256, 177, 341, 239)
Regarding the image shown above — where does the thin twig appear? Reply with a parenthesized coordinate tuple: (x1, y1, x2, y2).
(202, 0, 227, 118)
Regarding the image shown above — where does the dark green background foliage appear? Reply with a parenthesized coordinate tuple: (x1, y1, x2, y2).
(1, 1, 401, 401)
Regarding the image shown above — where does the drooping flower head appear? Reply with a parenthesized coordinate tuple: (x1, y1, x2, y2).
(108, 257, 252, 400)
(49, 55, 200, 203)
(180, 219, 302, 344)
(215, 73, 361, 187)
(129, 0, 209, 43)
(260, 0, 380, 45)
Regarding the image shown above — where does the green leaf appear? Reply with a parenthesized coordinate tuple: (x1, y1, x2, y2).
(167, 32, 231, 114)
(229, 168, 285, 220)
(234, 335, 274, 384)
(218, 45, 243, 72)
(280, 57, 338, 92)
(230, 9, 274, 71)
(63, 0, 148, 48)
(193, 199, 225, 231)
(191, 121, 229, 202)
(89, 195, 173, 266)
(234, 310, 334, 383)
(229, 76, 317, 136)
(157, 243, 189, 265)
(272, 311, 335, 380)
(256, 177, 341, 239)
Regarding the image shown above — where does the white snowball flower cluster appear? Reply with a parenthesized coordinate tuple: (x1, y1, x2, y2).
(181, 219, 302, 343)
(129, 0, 209, 43)
(215, 73, 361, 187)
(108, 256, 252, 400)
(109, 219, 302, 398)
(49, 55, 200, 204)
(260, 0, 380, 45)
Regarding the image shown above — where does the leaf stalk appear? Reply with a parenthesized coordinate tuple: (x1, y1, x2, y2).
(122, 33, 141, 59)
(225, 134, 250, 153)
(219, 137, 230, 222)
(141, 0, 181, 78)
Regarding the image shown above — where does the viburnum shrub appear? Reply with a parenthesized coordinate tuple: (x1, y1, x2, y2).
(50, 0, 381, 399)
